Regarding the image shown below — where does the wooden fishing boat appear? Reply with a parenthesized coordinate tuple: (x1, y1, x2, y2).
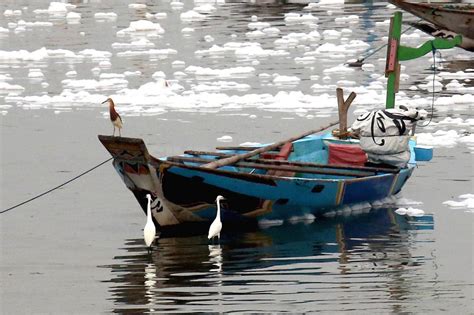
(98, 133, 431, 229)
(98, 12, 461, 231)
(389, 0, 474, 51)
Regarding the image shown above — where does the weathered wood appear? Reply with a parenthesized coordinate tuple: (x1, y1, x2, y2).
(335, 89, 356, 139)
(202, 120, 339, 169)
(184, 150, 229, 157)
(215, 146, 263, 151)
(168, 156, 374, 177)
(183, 150, 399, 174)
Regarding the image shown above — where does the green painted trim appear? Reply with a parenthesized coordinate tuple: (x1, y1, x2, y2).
(398, 35, 463, 61)
(386, 12, 402, 109)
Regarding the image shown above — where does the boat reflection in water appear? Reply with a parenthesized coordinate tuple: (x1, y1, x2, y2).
(102, 207, 435, 313)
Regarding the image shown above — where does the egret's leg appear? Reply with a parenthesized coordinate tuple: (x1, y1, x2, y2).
(119, 128, 121, 137)
(113, 126, 116, 136)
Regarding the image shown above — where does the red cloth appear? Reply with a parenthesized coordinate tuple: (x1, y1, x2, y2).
(261, 142, 293, 160)
(328, 143, 367, 166)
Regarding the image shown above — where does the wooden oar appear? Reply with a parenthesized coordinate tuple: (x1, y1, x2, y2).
(202, 120, 339, 169)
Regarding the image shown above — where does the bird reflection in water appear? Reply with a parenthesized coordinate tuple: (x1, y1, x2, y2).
(144, 263, 157, 313)
(104, 207, 436, 313)
(208, 244, 223, 274)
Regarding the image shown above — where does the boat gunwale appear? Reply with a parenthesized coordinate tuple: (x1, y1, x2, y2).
(149, 156, 402, 184)
(390, 0, 474, 14)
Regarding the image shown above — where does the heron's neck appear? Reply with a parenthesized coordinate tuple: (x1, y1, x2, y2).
(217, 201, 221, 217)
(147, 200, 153, 222)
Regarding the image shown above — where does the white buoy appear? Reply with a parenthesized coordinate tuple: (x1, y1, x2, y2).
(144, 194, 156, 248)
(208, 195, 224, 241)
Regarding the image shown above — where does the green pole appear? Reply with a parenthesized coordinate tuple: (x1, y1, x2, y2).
(385, 12, 402, 109)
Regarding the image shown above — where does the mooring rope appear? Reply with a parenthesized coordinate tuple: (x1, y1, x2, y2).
(417, 46, 439, 128)
(347, 21, 420, 66)
(0, 157, 113, 214)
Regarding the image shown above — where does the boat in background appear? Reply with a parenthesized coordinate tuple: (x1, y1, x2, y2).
(390, 0, 474, 51)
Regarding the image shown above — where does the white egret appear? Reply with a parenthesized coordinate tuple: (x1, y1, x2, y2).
(208, 195, 225, 241)
(144, 194, 156, 248)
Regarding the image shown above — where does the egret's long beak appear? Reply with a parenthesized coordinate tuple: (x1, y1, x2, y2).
(101, 99, 109, 104)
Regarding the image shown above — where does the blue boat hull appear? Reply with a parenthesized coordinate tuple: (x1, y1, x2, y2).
(98, 133, 419, 228)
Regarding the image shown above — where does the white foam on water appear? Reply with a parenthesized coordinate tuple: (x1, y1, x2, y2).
(182, 27, 195, 36)
(416, 130, 466, 148)
(204, 35, 214, 42)
(295, 56, 316, 65)
(288, 213, 316, 225)
(273, 75, 300, 86)
(116, 48, 177, 58)
(258, 219, 284, 228)
(61, 78, 128, 92)
(154, 12, 167, 20)
(129, 3, 146, 9)
(112, 38, 155, 50)
(439, 70, 474, 80)
(335, 15, 359, 24)
(443, 194, 474, 213)
(395, 207, 425, 217)
(4, 9, 22, 17)
(28, 69, 44, 79)
(323, 64, 354, 74)
(322, 29, 340, 39)
(170, 1, 185, 10)
(185, 65, 255, 79)
(0, 82, 25, 95)
(124, 71, 141, 77)
(116, 20, 165, 37)
(246, 30, 265, 39)
(217, 135, 232, 142)
(192, 81, 251, 93)
(66, 12, 81, 24)
(33, 2, 75, 17)
(262, 27, 280, 36)
(94, 12, 117, 22)
(0, 27, 9, 36)
(248, 21, 271, 30)
(284, 13, 318, 24)
(180, 10, 206, 22)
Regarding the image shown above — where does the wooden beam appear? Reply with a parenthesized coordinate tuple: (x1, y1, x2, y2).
(202, 120, 339, 169)
(215, 146, 264, 151)
(183, 150, 399, 174)
(167, 156, 374, 178)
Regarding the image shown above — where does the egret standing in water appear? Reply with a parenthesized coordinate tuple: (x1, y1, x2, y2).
(102, 97, 122, 136)
(208, 195, 225, 242)
(144, 194, 156, 249)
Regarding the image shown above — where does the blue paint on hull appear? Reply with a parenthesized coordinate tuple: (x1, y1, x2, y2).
(98, 133, 425, 227)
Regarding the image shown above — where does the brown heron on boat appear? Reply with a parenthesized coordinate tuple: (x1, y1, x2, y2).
(102, 98, 122, 136)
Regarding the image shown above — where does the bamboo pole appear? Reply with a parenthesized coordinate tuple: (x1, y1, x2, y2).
(202, 120, 339, 169)
(169, 156, 372, 177)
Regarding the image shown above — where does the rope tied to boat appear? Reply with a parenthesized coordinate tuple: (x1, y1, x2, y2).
(346, 20, 421, 67)
(0, 157, 113, 214)
(417, 43, 438, 128)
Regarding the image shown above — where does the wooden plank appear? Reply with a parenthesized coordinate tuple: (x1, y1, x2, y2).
(215, 146, 263, 151)
(167, 156, 374, 178)
(183, 150, 399, 174)
(203, 120, 339, 169)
